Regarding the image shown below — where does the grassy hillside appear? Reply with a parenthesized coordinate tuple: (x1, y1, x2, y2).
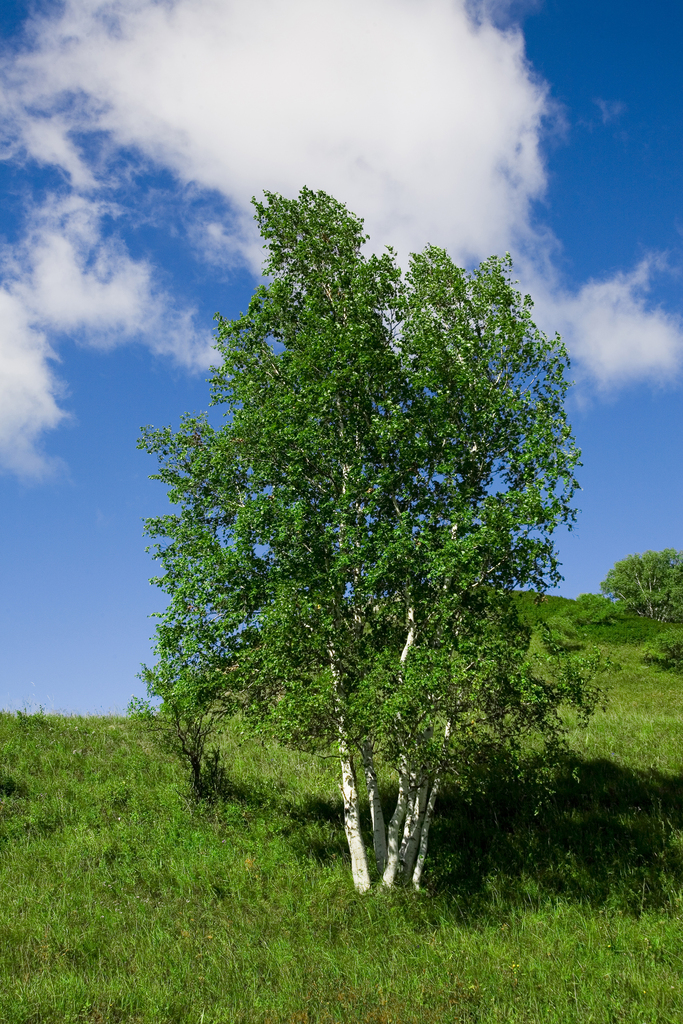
(2, 599, 683, 1023)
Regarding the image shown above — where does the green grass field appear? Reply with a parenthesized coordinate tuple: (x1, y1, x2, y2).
(2, 604, 683, 1022)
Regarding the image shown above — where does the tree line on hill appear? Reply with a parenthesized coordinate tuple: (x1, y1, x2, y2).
(130, 187, 678, 892)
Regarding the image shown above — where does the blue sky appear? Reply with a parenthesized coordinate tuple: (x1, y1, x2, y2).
(0, 0, 681, 713)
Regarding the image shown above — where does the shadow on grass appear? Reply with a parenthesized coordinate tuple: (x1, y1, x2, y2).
(195, 774, 352, 865)
(426, 756, 683, 914)
(196, 749, 683, 914)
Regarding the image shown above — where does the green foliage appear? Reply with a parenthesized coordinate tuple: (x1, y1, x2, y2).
(139, 187, 587, 887)
(536, 622, 608, 715)
(128, 665, 235, 801)
(643, 627, 683, 673)
(515, 589, 668, 647)
(515, 591, 622, 628)
(601, 549, 683, 621)
(572, 592, 624, 625)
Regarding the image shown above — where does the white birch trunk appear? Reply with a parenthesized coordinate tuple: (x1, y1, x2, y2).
(361, 738, 387, 876)
(400, 771, 430, 881)
(398, 768, 418, 861)
(382, 603, 418, 888)
(411, 775, 442, 889)
(338, 738, 372, 892)
(382, 757, 410, 887)
(398, 722, 433, 879)
(411, 720, 451, 889)
(329, 642, 372, 894)
(400, 605, 417, 665)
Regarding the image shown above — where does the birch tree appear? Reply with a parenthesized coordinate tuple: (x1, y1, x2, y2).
(601, 550, 683, 622)
(139, 187, 590, 892)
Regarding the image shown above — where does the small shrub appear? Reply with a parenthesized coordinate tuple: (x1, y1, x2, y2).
(129, 665, 233, 802)
(643, 628, 683, 672)
(571, 593, 623, 626)
(15, 707, 48, 730)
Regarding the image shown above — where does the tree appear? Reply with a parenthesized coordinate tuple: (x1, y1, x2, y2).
(129, 664, 235, 801)
(601, 550, 683, 622)
(139, 187, 591, 892)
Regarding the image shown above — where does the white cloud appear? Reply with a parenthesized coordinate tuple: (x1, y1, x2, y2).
(20, 115, 96, 189)
(535, 257, 683, 388)
(0, 289, 66, 478)
(0, 0, 681, 474)
(5, 0, 549, 264)
(5, 195, 155, 341)
(0, 193, 213, 474)
(9, 194, 212, 364)
(594, 98, 626, 125)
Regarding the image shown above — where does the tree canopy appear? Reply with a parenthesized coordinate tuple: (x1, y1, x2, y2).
(601, 550, 683, 622)
(138, 187, 595, 892)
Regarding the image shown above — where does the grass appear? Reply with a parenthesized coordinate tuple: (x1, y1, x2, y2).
(2, 612, 683, 1021)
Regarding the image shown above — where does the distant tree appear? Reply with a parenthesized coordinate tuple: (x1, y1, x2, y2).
(139, 187, 596, 892)
(601, 550, 683, 622)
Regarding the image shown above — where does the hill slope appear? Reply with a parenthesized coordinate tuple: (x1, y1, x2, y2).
(2, 600, 683, 1022)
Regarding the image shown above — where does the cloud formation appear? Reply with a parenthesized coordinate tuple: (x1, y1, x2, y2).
(544, 257, 683, 388)
(0, 0, 681, 473)
(0, 192, 212, 475)
(0, 290, 65, 477)
(6, 0, 549, 261)
(594, 98, 627, 125)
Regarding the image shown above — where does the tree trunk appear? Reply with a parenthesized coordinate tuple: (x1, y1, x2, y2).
(411, 720, 451, 889)
(411, 775, 442, 889)
(400, 769, 430, 881)
(382, 605, 420, 887)
(328, 640, 372, 893)
(339, 738, 372, 892)
(398, 722, 434, 879)
(383, 756, 410, 887)
(361, 738, 387, 876)
(398, 767, 419, 862)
